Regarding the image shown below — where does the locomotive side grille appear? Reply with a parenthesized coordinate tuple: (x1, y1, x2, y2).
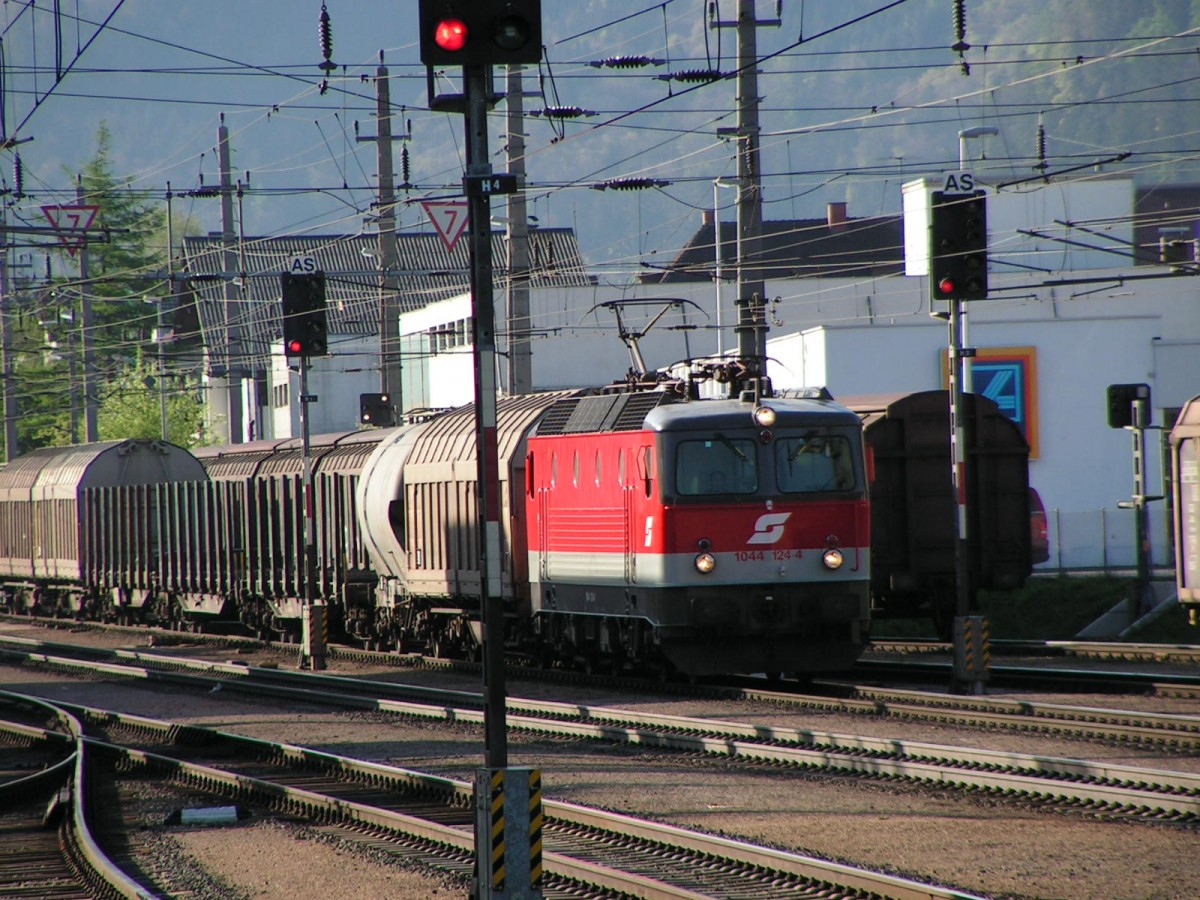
(566, 395, 621, 432)
(610, 393, 672, 430)
(537, 398, 583, 435)
(538, 392, 676, 435)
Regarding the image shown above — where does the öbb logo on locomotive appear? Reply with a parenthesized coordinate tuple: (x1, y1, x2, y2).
(746, 512, 792, 545)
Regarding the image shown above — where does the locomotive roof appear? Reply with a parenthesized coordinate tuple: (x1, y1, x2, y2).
(533, 391, 860, 436)
(644, 396, 862, 432)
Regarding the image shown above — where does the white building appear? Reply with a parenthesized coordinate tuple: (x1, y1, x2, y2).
(393, 178, 1199, 571)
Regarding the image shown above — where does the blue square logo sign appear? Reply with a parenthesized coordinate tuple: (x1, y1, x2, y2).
(973, 360, 1026, 432)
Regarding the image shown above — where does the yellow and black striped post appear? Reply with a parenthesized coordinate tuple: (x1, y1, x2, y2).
(474, 767, 544, 899)
(528, 769, 543, 890)
(953, 614, 990, 693)
(301, 600, 327, 670)
(489, 769, 506, 893)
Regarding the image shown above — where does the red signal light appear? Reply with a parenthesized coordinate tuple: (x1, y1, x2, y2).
(287, 339, 303, 355)
(937, 276, 956, 295)
(434, 17, 467, 52)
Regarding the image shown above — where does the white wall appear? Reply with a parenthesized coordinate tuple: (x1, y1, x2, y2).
(262, 180, 1198, 572)
(269, 335, 381, 437)
(902, 176, 1135, 275)
(766, 314, 1177, 569)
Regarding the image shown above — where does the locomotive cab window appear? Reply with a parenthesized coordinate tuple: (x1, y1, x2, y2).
(775, 434, 855, 493)
(676, 435, 758, 496)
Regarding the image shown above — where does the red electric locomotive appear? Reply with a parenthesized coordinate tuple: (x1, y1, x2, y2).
(524, 388, 871, 676)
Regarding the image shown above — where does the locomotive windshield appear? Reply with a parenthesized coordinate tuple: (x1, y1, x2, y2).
(774, 434, 855, 493)
(676, 435, 758, 496)
(673, 428, 858, 497)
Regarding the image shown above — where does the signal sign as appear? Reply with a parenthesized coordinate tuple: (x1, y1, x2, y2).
(281, 272, 328, 358)
(929, 190, 988, 301)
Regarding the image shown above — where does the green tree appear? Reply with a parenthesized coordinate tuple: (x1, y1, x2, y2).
(11, 121, 179, 455)
(97, 352, 206, 447)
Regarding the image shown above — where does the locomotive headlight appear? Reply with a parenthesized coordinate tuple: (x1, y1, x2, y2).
(822, 548, 844, 570)
(694, 551, 717, 574)
(753, 405, 777, 427)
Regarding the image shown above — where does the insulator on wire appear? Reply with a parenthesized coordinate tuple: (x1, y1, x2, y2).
(952, 0, 969, 52)
(589, 55, 664, 69)
(592, 178, 669, 191)
(318, 3, 335, 72)
(532, 106, 593, 120)
(657, 69, 722, 84)
(401, 145, 411, 188)
(12, 153, 23, 199)
(1034, 121, 1048, 174)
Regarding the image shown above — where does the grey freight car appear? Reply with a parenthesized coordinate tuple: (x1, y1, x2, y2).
(842, 390, 1033, 634)
(0, 439, 207, 618)
(357, 391, 574, 654)
(192, 429, 387, 636)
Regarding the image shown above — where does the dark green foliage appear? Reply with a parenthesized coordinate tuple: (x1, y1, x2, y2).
(878, 575, 1199, 643)
(6, 122, 203, 456)
(977, 575, 1131, 639)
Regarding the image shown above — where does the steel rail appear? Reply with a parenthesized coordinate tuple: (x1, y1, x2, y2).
(871, 638, 1200, 664)
(63, 700, 987, 900)
(8, 633, 1197, 744)
(0, 691, 160, 899)
(852, 657, 1200, 693)
(6, 646, 1199, 821)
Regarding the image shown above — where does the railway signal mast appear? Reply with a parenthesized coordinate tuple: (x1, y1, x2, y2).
(928, 178, 990, 694)
(281, 269, 329, 671)
(418, 4, 544, 897)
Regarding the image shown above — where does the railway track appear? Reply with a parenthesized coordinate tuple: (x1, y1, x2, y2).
(2, 692, 986, 900)
(872, 637, 1200, 666)
(3, 635, 1199, 825)
(7, 613, 1200, 695)
(3, 628, 1198, 751)
(0, 693, 166, 899)
(850, 655, 1200, 697)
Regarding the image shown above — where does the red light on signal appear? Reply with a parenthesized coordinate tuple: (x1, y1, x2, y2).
(434, 17, 467, 52)
(288, 339, 303, 354)
(937, 276, 956, 295)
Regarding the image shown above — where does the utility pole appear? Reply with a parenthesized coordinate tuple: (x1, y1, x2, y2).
(714, 0, 776, 379)
(419, 7, 545, 893)
(505, 63, 532, 395)
(215, 115, 244, 443)
(0, 202, 16, 460)
(361, 55, 404, 417)
(462, 63, 508, 773)
(162, 185, 177, 441)
(77, 177, 99, 442)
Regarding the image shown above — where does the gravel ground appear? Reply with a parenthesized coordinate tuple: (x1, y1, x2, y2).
(2, 622, 1198, 899)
